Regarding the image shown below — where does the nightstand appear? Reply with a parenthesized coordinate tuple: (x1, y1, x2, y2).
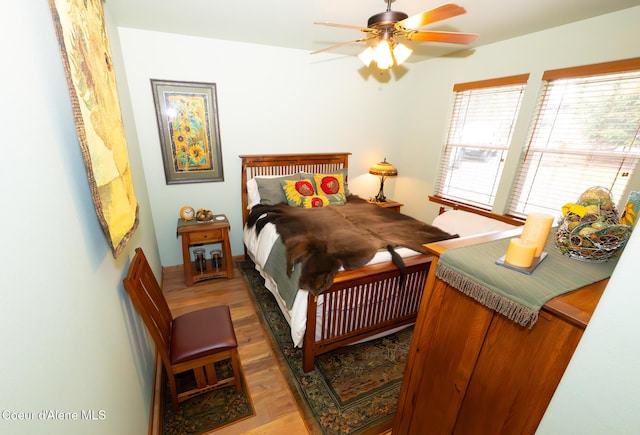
(177, 215, 233, 286)
(374, 199, 403, 213)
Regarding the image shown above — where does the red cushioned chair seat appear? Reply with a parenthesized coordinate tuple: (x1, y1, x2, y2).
(170, 305, 238, 365)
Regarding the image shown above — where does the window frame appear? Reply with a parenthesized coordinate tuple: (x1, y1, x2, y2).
(433, 74, 529, 211)
(506, 58, 640, 219)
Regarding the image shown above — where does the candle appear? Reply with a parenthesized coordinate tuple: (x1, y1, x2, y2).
(521, 212, 555, 257)
(505, 238, 537, 268)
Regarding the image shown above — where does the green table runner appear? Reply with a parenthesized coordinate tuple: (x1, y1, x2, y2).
(435, 231, 617, 327)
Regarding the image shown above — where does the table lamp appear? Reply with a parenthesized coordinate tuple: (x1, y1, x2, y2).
(369, 158, 398, 202)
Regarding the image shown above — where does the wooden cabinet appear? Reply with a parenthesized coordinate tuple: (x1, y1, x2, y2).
(177, 216, 233, 286)
(393, 230, 607, 435)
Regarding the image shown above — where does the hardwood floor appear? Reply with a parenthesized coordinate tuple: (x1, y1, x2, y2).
(159, 258, 310, 434)
(157, 258, 393, 435)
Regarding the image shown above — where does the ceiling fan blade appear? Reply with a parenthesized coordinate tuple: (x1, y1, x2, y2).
(404, 30, 478, 44)
(313, 21, 370, 32)
(310, 36, 377, 55)
(397, 3, 467, 30)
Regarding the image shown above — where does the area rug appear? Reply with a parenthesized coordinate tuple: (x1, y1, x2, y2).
(238, 260, 412, 435)
(161, 360, 254, 435)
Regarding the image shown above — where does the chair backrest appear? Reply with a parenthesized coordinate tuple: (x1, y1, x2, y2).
(123, 248, 173, 369)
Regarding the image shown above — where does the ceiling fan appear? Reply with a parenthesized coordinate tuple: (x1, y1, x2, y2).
(312, 2, 478, 69)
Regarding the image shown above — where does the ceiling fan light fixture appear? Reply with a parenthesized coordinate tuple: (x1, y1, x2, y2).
(359, 38, 412, 69)
(373, 39, 394, 69)
(392, 41, 412, 66)
(315, 3, 475, 69)
(358, 46, 375, 67)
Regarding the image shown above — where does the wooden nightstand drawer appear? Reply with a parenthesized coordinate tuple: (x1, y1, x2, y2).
(190, 229, 223, 243)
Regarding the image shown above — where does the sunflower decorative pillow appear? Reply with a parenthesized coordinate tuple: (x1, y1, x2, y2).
(281, 179, 328, 208)
(313, 173, 347, 205)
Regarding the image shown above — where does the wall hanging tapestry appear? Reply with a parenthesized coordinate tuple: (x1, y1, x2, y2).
(49, 0, 139, 258)
(151, 79, 225, 184)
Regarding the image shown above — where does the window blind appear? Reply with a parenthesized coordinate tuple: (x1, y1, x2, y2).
(434, 75, 528, 209)
(508, 59, 640, 218)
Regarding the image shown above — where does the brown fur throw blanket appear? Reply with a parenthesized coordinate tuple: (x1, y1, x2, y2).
(247, 196, 458, 295)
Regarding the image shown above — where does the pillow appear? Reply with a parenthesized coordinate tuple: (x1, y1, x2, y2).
(302, 168, 350, 196)
(252, 173, 301, 206)
(313, 173, 345, 195)
(246, 178, 260, 209)
(281, 179, 328, 208)
(281, 179, 338, 208)
(313, 173, 347, 205)
(302, 195, 330, 208)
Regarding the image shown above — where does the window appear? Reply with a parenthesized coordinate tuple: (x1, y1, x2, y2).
(508, 58, 640, 218)
(434, 75, 528, 210)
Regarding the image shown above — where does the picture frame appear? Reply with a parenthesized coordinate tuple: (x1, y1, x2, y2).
(151, 79, 224, 184)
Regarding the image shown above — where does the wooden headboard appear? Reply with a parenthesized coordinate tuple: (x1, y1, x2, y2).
(239, 152, 351, 225)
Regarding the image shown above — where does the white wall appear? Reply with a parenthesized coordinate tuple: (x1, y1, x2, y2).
(0, 2, 160, 433)
(537, 228, 640, 433)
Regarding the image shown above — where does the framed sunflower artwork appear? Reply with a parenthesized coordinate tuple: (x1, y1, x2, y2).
(151, 80, 224, 184)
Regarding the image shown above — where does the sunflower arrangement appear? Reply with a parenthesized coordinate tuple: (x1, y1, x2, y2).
(169, 96, 209, 171)
(555, 187, 632, 262)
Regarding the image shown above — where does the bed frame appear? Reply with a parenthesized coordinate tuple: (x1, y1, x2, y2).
(240, 153, 433, 372)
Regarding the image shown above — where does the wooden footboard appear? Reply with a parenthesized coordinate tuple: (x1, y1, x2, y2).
(302, 254, 433, 372)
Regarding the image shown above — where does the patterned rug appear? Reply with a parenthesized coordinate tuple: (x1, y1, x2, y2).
(161, 359, 254, 434)
(238, 260, 412, 435)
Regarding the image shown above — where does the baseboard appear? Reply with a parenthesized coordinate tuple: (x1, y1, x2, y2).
(162, 264, 183, 273)
(148, 353, 162, 435)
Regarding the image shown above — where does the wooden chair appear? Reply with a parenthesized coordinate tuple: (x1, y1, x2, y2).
(123, 247, 243, 411)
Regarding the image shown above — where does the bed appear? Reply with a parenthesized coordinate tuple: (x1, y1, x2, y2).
(240, 152, 459, 372)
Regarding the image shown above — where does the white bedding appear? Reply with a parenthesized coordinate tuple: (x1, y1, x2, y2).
(432, 209, 515, 237)
(243, 220, 420, 347)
